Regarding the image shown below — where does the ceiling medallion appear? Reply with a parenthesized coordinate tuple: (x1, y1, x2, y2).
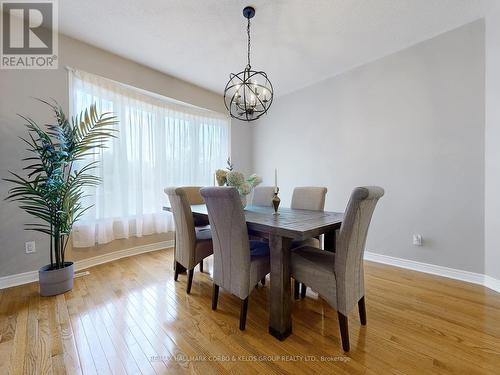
(224, 6, 273, 122)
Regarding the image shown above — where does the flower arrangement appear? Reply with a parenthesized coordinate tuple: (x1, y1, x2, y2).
(215, 159, 262, 207)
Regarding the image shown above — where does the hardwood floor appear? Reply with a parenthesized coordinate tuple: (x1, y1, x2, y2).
(1, 248, 500, 374)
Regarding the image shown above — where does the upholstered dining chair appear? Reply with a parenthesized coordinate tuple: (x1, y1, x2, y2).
(251, 186, 275, 207)
(200, 187, 270, 330)
(291, 186, 328, 297)
(180, 186, 210, 272)
(164, 187, 213, 294)
(181, 186, 210, 229)
(291, 186, 328, 211)
(290, 186, 384, 352)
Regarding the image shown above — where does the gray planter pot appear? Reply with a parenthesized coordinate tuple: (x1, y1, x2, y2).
(38, 262, 74, 297)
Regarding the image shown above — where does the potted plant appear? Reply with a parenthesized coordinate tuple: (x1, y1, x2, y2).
(4, 101, 117, 296)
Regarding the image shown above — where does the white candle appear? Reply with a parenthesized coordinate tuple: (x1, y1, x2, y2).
(274, 168, 278, 193)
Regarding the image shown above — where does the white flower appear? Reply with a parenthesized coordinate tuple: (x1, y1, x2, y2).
(238, 182, 252, 196)
(247, 173, 262, 187)
(226, 171, 245, 187)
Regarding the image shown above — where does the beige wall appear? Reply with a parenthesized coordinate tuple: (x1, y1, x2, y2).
(253, 21, 486, 274)
(0, 33, 251, 278)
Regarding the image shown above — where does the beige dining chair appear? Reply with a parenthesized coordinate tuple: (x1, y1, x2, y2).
(200, 186, 270, 330)
(180, 186, 210, 272)
(164, 187, 213, 294)
(291, 186, 328, 211)
(251, 186, 275, 207)
(290, 186, 384, 352)
(291, 186, 328, 298)
(181, 186, 210, 230)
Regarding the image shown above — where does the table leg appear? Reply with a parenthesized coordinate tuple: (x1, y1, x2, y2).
(324, 229, 337, 252)
(269, 234, 292, 340)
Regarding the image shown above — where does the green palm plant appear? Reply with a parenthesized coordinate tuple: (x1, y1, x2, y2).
(4, 101, 117, 270)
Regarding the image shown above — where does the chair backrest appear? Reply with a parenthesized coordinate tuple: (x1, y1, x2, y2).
(291, 186, 328, 211)
(181, 186, 209, 227)
(164, 187, 196, 269)
(251, 186, 275, 207)
(335, 186, 384, 315)
(200, 187, 252, 299)
(181, 186, 205, 205)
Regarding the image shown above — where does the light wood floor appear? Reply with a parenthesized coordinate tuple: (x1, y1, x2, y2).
(1, 248, 500, 374)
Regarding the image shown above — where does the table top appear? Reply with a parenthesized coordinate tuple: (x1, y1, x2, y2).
(164, 204, 343, 240)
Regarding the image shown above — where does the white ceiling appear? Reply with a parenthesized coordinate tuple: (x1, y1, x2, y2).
(59, 0, 493, 97)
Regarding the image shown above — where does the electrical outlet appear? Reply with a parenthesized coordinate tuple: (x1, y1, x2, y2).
(25, 241, 36, 253)
(412, 234, 423, 246)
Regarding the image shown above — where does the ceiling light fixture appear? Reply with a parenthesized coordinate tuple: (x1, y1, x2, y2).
(224, 6, 273, 122)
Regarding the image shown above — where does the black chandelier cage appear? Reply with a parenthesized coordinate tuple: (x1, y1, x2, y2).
(224, 6, 274, 122)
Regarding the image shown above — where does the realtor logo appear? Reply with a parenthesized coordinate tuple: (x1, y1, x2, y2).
(1, 0, 58, 69)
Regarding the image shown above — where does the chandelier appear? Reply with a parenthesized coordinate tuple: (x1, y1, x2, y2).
(224, 6, 273, 122)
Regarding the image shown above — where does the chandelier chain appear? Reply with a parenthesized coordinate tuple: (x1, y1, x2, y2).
(247, 18, 251, 68)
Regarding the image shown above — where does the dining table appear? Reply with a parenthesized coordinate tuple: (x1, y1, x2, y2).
(163, 204, 343, 341)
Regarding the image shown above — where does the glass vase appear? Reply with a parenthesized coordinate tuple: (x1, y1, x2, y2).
(240, 194, 247, 209)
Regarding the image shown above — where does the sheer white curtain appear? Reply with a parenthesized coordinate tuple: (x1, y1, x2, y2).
(69, 69, 230, 247)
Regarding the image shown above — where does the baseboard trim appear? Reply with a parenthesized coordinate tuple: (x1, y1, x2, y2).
(0, 240, 174, 290)
(2, 244, 498, 294)
(484, 275, 500, 293)
(75, 240, 174, 271)
(364, 251, 500, 293)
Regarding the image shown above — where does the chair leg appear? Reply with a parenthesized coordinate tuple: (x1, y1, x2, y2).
(174, 261, 180, 281)
(199, 260, 204, 273)
(358, 296, 367, 325)
(186, 269, 194, 294)
(337, 312, 350, 352)
(293, 279, 300, 299)
(212, 284, 219, 310)
(239, 297, 249, 330)
(260, 277, 266, 286)
(300, 283, 307, 298)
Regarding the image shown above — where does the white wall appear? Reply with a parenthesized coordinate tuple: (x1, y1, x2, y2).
(0, 33, 251, 277)
(485, 10, 500, 280)
(254, 21, 485, 274)
(230, 120, 254, 176)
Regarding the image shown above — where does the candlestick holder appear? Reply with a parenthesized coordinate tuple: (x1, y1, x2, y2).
(272, 187, 281, 216)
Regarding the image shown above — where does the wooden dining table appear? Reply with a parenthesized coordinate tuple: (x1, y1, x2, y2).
(164, 204, 343, 341)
